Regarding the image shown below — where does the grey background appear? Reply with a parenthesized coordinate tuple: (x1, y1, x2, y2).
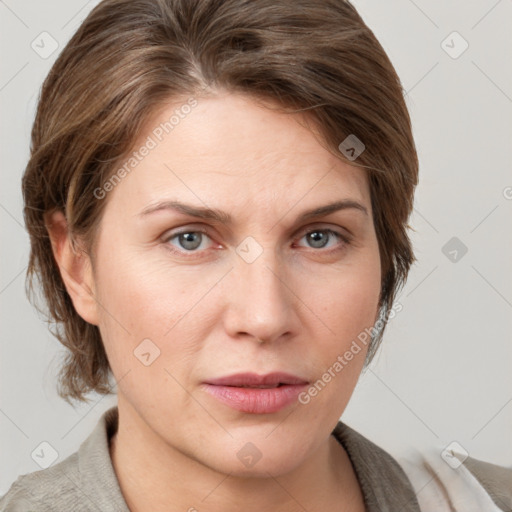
(1, 0, 511, 494)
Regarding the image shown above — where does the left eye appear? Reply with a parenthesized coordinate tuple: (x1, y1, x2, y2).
(296, 228, 345, 250)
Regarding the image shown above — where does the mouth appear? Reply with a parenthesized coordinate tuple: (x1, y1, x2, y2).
(202, 372, 309, 414)
(204, 371, 309, 388)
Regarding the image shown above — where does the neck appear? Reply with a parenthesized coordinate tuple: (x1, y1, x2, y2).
(109, 397, 365, 512)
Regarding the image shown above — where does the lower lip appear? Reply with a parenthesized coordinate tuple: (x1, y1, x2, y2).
(202, 383, 308, 414)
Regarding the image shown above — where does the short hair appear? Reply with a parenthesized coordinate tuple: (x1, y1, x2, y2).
(22, 0, 418, 404)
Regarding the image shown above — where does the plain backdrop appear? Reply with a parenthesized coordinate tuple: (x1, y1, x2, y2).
(1, 0, 511, 495)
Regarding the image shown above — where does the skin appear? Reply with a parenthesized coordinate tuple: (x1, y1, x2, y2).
(46, 91, 381, 512)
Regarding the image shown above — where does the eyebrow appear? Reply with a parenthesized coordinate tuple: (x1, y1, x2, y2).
(137, 199, 368, 224)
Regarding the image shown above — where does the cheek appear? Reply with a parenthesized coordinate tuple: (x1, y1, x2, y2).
(95, 250, 182, 330)
(93, 249, 219, 373)
(310, 257, 381, 341)
(293, 268, 380, 433)
(297, 249, 381, 392)
(92, 252, 204, 407)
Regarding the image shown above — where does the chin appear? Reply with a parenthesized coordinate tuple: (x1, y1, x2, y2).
(199, 436, 310, 479)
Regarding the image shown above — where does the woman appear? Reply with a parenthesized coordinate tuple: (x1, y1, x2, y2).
(1, 0, 509, 511)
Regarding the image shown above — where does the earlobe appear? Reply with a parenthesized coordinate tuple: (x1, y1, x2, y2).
(44, 209, 99, 326)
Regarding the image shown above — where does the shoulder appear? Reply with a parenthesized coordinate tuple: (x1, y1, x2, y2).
(461, 456, 512, 511)
(332, 421, 422, 511)
(397, 446, 512, 512)
(332, 420, 414, 481)
(0, 405, 127, 512)
(0, 452, 80, 511)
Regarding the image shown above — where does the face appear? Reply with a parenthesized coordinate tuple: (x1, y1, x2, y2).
(83, 91, 381, 476)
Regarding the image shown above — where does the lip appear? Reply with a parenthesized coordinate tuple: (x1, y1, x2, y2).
(204, 372, 309, 387)
(202, 372, 309, 414)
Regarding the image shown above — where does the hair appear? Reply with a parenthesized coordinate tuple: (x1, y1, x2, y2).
(22, 0, 418, 404)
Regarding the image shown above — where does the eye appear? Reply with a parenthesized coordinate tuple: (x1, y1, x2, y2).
(164, 229, 213, 253)
(295, 228, 350, 251)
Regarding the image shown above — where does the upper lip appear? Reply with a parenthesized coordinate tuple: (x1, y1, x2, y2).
(204, 372, 309, 387)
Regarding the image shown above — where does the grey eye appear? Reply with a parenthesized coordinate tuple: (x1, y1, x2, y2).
(176, 232, 203, 251)
(305, 230, 332, 249)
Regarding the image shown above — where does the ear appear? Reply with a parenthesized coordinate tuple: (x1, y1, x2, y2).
(44, 209, 99, 326)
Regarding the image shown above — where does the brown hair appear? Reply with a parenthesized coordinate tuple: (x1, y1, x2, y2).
(23, 0, 418, 404)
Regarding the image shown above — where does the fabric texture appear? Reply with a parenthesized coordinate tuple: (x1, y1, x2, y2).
(399, 446, 512, 512)
(1, 405, 509, 511)
(0, 406, 128, 512)
(332, 421, 421, 511)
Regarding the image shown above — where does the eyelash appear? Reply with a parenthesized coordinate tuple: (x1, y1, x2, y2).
(162, 226, 352, 258)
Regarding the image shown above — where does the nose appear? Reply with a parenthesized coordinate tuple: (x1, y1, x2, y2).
(222, 247, 297, 345)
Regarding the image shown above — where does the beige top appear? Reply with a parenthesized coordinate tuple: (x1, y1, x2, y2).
(1, 405, 509, 511)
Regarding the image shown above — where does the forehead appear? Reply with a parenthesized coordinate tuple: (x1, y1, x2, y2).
(105, 91, 370, 215)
